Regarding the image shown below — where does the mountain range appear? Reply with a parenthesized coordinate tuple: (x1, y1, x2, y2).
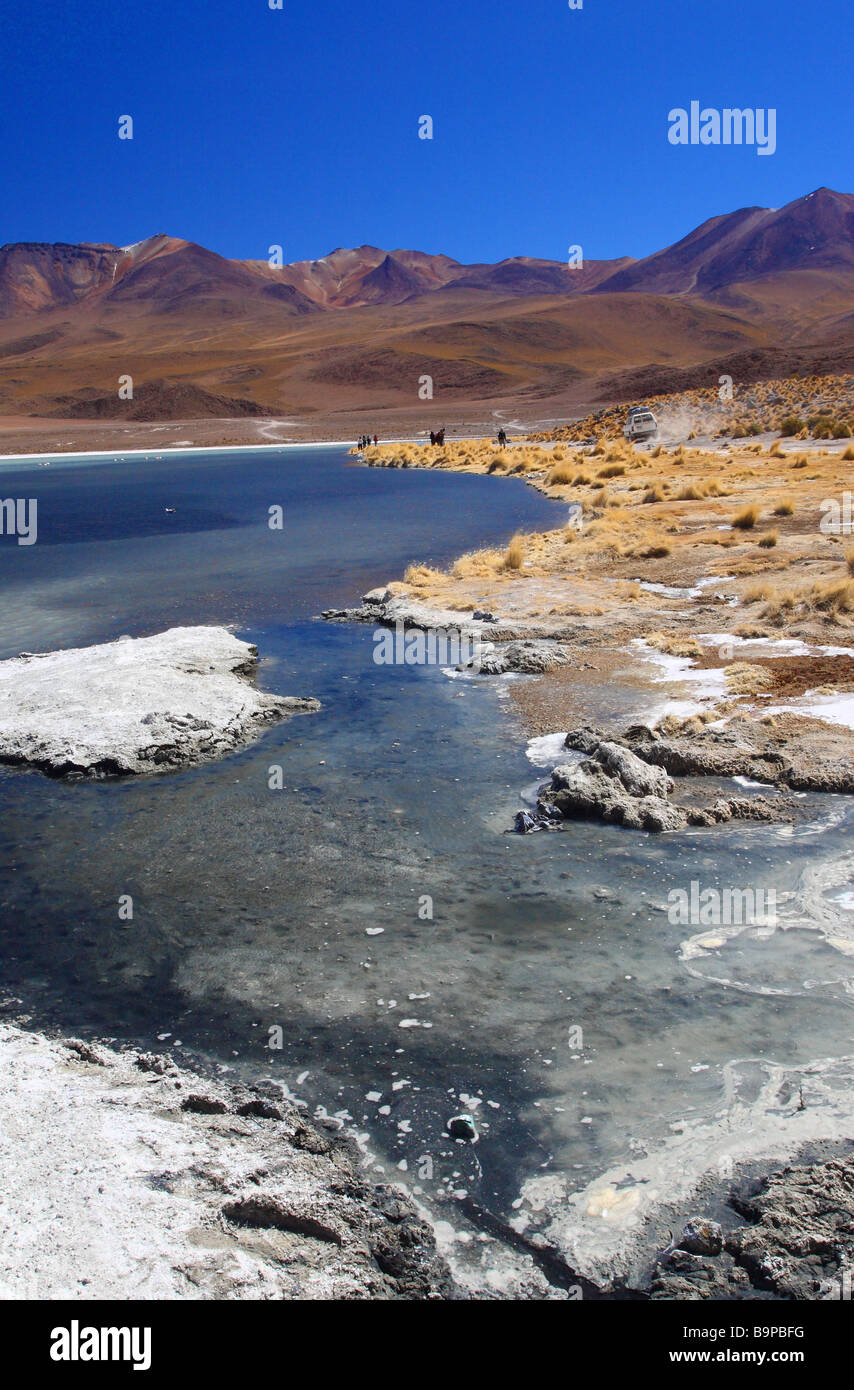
(1, 187, 853, 424)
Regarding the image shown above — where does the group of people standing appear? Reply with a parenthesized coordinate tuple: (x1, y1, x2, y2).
(357, 426, 509, 450)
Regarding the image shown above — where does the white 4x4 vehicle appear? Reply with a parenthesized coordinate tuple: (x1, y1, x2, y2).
(623, 407, 658, 442)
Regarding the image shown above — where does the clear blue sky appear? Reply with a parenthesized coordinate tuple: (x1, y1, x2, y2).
(1, 0, 849, 265)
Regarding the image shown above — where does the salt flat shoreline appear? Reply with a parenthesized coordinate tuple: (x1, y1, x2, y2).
(4, 419, 854, 1300)
(0, 438, 357, 465)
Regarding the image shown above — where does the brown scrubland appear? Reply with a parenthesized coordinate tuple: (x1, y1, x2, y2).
(356, 375, 854, 734)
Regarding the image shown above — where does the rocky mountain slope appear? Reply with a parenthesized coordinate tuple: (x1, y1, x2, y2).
(1, 189, 852, 423)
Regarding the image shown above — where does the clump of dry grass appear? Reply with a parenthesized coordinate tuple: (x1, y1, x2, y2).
(502, 534, 525, 571)
(790, 455, 808, 469)
(757, 530, 779, 548)
(572, 471, 592, 486)
(779, 415, 805, 436)
(651, 444, 663, 458)
(726, 662, 775, 695)
(811, 577, 854, 615)
(642, 483, 665, 503)
(597, 463, 625, 478)
(773, 498, 794, 516)
(403, 562, 441, 585)
(846, 549, 854, 576)
(657, 710, 718, 736)
(843, 445, 854, 462)
(677, 483, 704, 501)
(756, 587, 798, 620)
(546, 461, 575, 486)
(451, 548, 501, 579)
(646, 632, 702, 657)
(745, 574, 854, 622)
(732, 504, 760, 530)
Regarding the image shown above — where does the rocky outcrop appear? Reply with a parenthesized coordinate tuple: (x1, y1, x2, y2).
(463, 639, 572, 675)
(0, 1022, 453, 1300)
(651, 1158, 854, 1300)
(324, 591, 577, 642)
(0, 626, 320, 778)
(541, 745, 687, 833)
(603, 716, 854, 795)
(323, 592, 574, 673)
(524, 735, 790, 834)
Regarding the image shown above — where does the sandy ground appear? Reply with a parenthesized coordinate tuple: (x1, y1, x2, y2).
(0, 405, 570, 458)
(2, 373, 850, 459)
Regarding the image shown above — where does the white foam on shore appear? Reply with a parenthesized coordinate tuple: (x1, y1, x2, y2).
(525, 731, 569, 767)
(523, 1050, 854, 1288)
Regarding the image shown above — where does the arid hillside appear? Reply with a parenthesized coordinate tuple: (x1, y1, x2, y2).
(1, 188, 853, 435)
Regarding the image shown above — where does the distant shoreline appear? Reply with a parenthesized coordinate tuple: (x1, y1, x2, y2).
(0, 407, 559, 464)
(0, 438, 357, 465)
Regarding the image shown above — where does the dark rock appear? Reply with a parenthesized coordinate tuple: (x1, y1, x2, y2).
(135, 1052, 174, 1075)
(470, 639, 570, 675)
(651, 1156, 854, 1300)
(236, 1098, 284, 1120)
(181, 1093, 229, 1115)
(222, 1195, 344, 1244)
(620, 715, 854, 795)
(678, 1218, 724, 1256)
(65, 1038, 109, 1066)
(447, 1113, 479, 1142)
(290, 1121, 332, 1155)
(542, 728, 798, 834)
(540, 755, 688, 833)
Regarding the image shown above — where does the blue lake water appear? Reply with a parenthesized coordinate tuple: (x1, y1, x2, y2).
(2, 444, 854, 1243)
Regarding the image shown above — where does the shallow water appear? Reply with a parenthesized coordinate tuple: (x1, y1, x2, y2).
(2, 445, 854, 1256)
